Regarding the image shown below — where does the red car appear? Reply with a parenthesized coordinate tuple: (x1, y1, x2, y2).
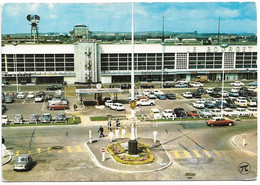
(186, 110, 199, 117)
(206, 117, 234, 126)
(49, 103, 69, 110)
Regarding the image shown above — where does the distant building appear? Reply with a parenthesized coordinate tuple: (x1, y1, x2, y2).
(146, 39, 162, 43)
(71, 25, 91, 39)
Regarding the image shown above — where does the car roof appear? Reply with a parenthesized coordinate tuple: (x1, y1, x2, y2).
(17, 154, 30, 158)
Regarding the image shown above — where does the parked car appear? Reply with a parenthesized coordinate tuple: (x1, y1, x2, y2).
(183, 92, 193, 98)
(230, 81, 244, 87)
(199, 109, 212, 118)
(221, 91, 229, 97)
(150, 108, 161, 119)
(143, 90, 150, 96)
(225, 99, 237, 108)
(197, 87, 205, 95)
(174, 108, 186, 118)
(192, 91, 201, 98)
(193, 101, 205, 109)
(55, 113, 67, 123)
(13, 154, 33, 171)
(204, 101, 215, 108)
(46, 85, 61, 91)
(223, 108, 238, 117)
(49, 102, 69, 110)
(2, 115, 9, 125)
(27, 92, 35, 99)
(163, 83, 174, 88)
(230, 87, 240, 93)
(17, 92, 25, 99)
(186, 110, 199, 117)
(228, 91, 239, 97)
(2, 92, 5, 103)
(175, 83, 188, 88)
(247, 107, 257, 117)
(136, 99, 155, 106)
(41, 113, 52, 123)
(5, 95, 14, 103)
(152, 89, 160, 96)
(206, 117, 234, 126)
(147, 93, 156, 99)
(36, 91, 45, 97)
(110, 103, 125, 111)
(210, 91, 221, 98)
(165, 93, 176, 100)
(176, 79, 188, 84)
(247, 98, 257, 107)
(120, 84, 131, 89)
(234, 99, 247, 107)
(248, 81, 257, 86)
(105, 100, 114, 108)
(35, 95, 44, 102)
(162, 109, 175, 119)
(190, 82, 204, 87)
(45, 94, 54, 102)
(2, 104, 7, 114)
(235, 108, 250, 117)
(249, 87, 257, 92)
(140, 84, 154, 89)
(210, 109, 222, 117)
(206, 88, 214, 94)
(29, 114, 39, 124)
(14, 114, 24, 124)
(156, 93, 167, 100)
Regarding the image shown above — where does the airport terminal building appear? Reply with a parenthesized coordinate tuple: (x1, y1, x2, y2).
(1, 42, 257, 84)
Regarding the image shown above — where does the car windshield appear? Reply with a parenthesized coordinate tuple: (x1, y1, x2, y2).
(17, 157, 27, 162)
(166, 110, 173, 113)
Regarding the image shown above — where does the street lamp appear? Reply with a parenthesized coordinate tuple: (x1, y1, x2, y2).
(12, 41, 19, 92)
(220, 43, 228, 117)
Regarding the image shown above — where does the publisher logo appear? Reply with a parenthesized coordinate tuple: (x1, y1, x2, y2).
(238, 162, 251, 175)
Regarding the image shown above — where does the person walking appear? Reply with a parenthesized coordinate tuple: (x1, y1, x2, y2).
(98, 126, 105, 138)
(107, 120, 112, 130)
(115, 128, 119, 140)
(116, 118, 120, 128)
(73, 104, 78, 111)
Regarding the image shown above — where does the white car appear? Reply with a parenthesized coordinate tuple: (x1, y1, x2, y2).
(221, 91, 229, 97)
(190, 82, 204, 87)
(235, 98, 247, 107)
(249, 87, 257, 92)
(230, 81, 244, 87)
(152, 89, 160, 96)
(143, 90, 150, 96)
(193, 101, 205, 109)
(110, 103, 125, 111)
(230, 87, 240, 93)
(206, 88, 214, 94)
(17, 92, 25, 99)
(2, 115, 9, 125)
(162, 109, 175, 119)
(235, 108, 250, 117)
(247, 99, 257, 107)
(210, 109, 222, 117)
(247, 107, 257, 117)
(177, 79, 188, 84)
(27, 92, 35, 99)
(35, 95, 44, 102)
(136, 99, 155, 106)
(183, 92, 193, 98)
(147, 93, 156, 99)
(150, 108, 161, 119)
(223, 108, 238, 117)
(105, 100, 114, 108)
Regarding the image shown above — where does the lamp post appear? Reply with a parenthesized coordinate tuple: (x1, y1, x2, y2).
(12, 41, 19, 92)
(220, 43, 228, 117)
(161, 16, 165, 88)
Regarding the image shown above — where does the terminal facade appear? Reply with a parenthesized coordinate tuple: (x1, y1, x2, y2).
(1, 42, 257, 84)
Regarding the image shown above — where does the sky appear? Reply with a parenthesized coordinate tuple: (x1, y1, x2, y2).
(1, 1, 257, 34)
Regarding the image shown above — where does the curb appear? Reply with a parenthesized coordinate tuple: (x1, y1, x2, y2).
(2, 149, 12, 166)
(85, 139, 172, 173)
(231, 135, 257, 156)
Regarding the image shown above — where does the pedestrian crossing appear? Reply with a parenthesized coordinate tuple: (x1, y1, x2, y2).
(171, 149, 255, 159)
(14, 145, 87, 156)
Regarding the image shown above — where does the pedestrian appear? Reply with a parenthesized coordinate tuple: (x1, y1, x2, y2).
(73, 104, 78, 111)
(80, 96, 83, 105)
(98, 126, 105, 138)
(116, 118, 120, 128)
(115, 128, 119, 140)
(107, 120, 112, 130)
(121, 127, 126, 139)
(109, 131, 114, 142)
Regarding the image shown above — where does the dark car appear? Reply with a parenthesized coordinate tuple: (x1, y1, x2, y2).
(165, 93, 176, 100)
(197, 87, 205, 95)
(2, 93, 5, 103)
(140, 84, 154, 89)
(2, 104, 7, 114)
(36, 91, 45, 97)
(192, 91, 202, 98)
(29, 114, 39, 124)
(5, 95, 14, 103)
(45, 94, 54, 102)
(163, 83, 174, 88)
(55, 113, 67, 123)
(225, 99, 237, 108)
(174, 108, 187, 118)
(120, 84, 131, 89)
(204, 101, 215, 108)
(210, 91, 221, 98)
(46, 85, 61, 91)
(213, 87, 222, 92)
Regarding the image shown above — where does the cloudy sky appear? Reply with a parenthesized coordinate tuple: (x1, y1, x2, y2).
(1, 2, 257, 34)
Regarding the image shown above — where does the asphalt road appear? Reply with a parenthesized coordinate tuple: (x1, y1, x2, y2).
(2, 119, 257, 181)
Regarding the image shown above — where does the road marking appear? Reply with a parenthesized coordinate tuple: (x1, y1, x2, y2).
(47, 147, 51, 153)
(244, 151, 255, 157)
(173, 150, 181, 158)
(66, 146, 72, 153)
(27, 150, 31, 155)
(58, 149, 62, 153)
(213, 150, 221, 157)
(183, 150, 191, 158)
(37, 148, 41, 154)
(203, 150, 212, 158)
(16, 151, 20, 156)
(76, 145, 83, 152)
(193, 150, 201, 158)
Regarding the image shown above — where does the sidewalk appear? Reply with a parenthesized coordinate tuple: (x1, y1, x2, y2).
(2, 144, 12, 166)
(86, 138, 172, 173)
(232, 131, 257, 155)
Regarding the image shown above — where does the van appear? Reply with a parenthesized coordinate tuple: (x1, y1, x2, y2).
(194, 75, 209, 82)
(150, 108, 161, 119)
